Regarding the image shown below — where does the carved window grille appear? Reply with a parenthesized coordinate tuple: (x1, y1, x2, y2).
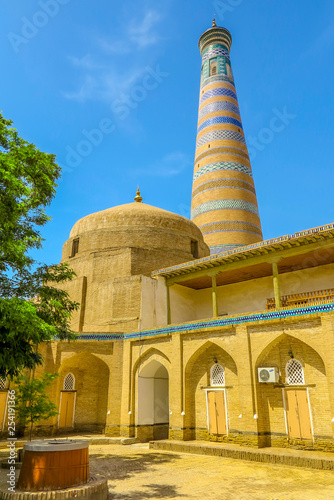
(63, 373, 75, 391)
(210, 364, 225, 386)
(286, 359, 305, 385)
(0, 377, 6, 390)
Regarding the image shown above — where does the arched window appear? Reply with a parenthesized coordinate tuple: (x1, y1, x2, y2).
(210, 61, 217, 76)
(0, 377, 7, 390)
(286, 359, 305, 385)
(210, 364, 225, 386)
(63, 373, 75, 391)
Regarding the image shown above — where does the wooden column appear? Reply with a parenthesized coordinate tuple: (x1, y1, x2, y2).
(212, 274, 219, 318)
(166, 283, 171, 325)
(272, 262, 282, 308)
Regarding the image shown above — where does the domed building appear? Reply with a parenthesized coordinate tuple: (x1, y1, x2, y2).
(61, 190, 210, 335)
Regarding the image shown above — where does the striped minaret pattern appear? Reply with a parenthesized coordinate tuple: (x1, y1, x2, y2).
(191, 20, 263, 255)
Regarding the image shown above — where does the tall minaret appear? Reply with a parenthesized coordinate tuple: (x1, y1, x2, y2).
(191, 19, 263, 255)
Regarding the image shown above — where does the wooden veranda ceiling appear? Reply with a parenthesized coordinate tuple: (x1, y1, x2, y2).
(154, 234, 334, 290)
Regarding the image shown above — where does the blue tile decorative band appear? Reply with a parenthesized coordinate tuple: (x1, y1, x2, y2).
(76, 334, 123, 340)
(193, 162, 252, 180)
(123, 303, 334, 340)
(199, 101, 240, 120)
(198, 116, 243, 133)
(202, 47, 230, 61)
(72, 303, 334, 340)
(191, 199, 260, 219)
(210, 244, 245, 254)
(196, 130, 246, 149)
(200, 87, 237, 105)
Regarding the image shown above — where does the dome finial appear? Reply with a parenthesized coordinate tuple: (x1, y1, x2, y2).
(134, 186, 143, 203)
(212, 15, 217, 27)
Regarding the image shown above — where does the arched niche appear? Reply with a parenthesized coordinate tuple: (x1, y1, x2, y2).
(255, 334, 330, 447)
(184, 341, 238, 440)
(58, 352, 110, 433)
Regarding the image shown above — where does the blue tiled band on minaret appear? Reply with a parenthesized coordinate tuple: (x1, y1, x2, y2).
(198, 116, 243, 133)
(199, 101, 241, 120)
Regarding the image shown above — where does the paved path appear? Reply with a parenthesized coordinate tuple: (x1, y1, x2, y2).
(1, 443, 334, 499)
(89, 443, 334, 499)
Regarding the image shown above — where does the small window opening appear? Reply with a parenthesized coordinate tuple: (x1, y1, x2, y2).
(208, 144, 211, 148)
(70, 238, 79, 258)
(210, 364, 225, 386)
(191, 240, 199, 259)
(286, 359, 305, 385)
(63, 373, 75, 391)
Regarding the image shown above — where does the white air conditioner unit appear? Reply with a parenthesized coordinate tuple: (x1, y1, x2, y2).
(258, 367, 279, 383)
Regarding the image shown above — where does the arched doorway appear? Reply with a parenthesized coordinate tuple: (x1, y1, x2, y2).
(59, 373, 76, 428)
(137, 360, 169, 441)
(284, 359, 312, 440)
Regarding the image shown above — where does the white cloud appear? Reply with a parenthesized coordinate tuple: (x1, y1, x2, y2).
(63, 75, 99, 102)
(128, 10, 161, 49)
(68, 54, 107, 70)
(63, 65, 150, 103)
(64, 9, 163, 103)
(133, 152, 192, 177)
(98, 10, 161, 54)
(98, 38, 131, 55)
(301, 23, 334, 59)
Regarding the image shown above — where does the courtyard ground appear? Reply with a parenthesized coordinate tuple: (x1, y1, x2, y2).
(1, 442, 334, 499)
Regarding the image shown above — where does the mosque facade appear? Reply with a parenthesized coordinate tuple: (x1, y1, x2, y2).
(1, 20, 334, 451)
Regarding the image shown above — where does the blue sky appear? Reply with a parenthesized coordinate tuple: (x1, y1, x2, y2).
(1, 0, 334, 266)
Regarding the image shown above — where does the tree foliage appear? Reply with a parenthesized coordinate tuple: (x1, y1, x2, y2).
(0, 112, 78, 379)
(0, 113, 61, 274)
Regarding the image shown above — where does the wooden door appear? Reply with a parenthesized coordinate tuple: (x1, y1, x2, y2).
(59, 391, 76, 428)
(0, 391, 8, 431)
(285, 389, 312, 440)
(207, 391, 227, 435)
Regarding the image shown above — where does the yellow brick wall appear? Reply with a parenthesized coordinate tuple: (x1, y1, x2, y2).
(24, 312, 334, 452)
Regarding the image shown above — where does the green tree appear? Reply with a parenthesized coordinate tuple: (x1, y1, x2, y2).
(0, 112, 78, 379)
(15, 373, 59, 441)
